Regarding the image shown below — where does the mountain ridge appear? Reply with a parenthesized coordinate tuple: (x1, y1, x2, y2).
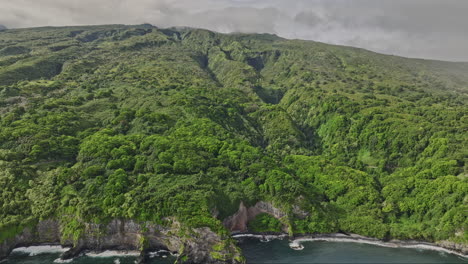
(0, 24, 466, 263)
(7, 23, 468, 64)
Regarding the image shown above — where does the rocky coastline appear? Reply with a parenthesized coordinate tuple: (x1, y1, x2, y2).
(2, 223, 467, 263)
(233, 232, 468, 259)
(0, 219, 244, 264)
(1, 201, 466, 263)
(225, 201, 468, 259)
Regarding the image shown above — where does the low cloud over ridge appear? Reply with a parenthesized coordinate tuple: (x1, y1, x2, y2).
(1, 0, 467, 61)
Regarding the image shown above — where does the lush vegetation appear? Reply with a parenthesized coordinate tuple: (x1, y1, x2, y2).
(0, 25, 466, 247)
(248, 213, 283, 233)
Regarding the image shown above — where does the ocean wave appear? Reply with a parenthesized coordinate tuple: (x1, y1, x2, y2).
(11, 245, 70, 256)
(53, 258, 73, 263)
(148, 249, 179, 258)
(233, 233, 467, 259)
(232, 233, 287, 241)
(291, 235, 468, 259)
(288, 241, 304, 250)
(85, 250, 140, 257)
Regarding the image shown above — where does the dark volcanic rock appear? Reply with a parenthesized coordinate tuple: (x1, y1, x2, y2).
(0, 219, 244, 264)
(223, 201, 291, 233)
(0, 220, 62, 260)
(60, 246, 83, 260)
(436, 240, 468, 255)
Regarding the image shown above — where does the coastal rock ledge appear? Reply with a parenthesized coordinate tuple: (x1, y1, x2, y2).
(0, 219, 244, 264)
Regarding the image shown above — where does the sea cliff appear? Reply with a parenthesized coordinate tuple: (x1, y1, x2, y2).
(0, 219, 244, 264)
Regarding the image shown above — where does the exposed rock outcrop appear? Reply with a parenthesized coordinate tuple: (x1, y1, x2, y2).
(436, 240, 468, 255)
(223, 202, 252, 232)
(223, 201, 289, 233)
(0, 220, 62, 260)
(0, 219, 244, 264)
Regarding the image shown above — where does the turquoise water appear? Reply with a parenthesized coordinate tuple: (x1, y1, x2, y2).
(3, 240, 467, 264)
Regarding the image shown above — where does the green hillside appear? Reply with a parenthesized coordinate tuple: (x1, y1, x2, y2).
(0, 24, 466, 250)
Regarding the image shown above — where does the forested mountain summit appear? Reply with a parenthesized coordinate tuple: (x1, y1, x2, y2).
(0, 24, 466, 262)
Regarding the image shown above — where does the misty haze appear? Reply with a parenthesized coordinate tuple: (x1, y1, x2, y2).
(0, 1, 467, 264)
(1, 0, 468, 61)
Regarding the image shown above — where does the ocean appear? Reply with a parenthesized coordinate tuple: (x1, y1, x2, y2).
(3, 238, 467, 263)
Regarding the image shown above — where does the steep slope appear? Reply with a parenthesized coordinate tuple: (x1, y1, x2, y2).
(0, 25, 467, 262)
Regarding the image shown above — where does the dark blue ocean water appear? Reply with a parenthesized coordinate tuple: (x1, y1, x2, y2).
(2, 251, 175, 264)
(3, 239, 467, 264)
(239, 238, 468, 264)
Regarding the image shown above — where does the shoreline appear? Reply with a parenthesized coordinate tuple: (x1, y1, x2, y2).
(3, 233, 467, 262)
(232, 233, 468, 259)
(6, 245, 177, 262)
(11, 245, 70, 256)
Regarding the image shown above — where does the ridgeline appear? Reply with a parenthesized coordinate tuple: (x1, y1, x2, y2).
(0, 24, 467, 263)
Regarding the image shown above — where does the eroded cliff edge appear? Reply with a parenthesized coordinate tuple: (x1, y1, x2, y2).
(0, 219, 244, 264)
(1, 200, 467, 263)
(223, 201, 468, 256)
(1, 200, 290, 262)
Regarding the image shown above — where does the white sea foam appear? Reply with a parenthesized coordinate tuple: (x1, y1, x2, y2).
(232, 234, 287, 241)
(11, 245, 70, 256)
(148, 250, 179, 258)
(290, 236, 468, 259)
(148, 250, 168, 258)
(233, 233, 467, 259)
(288, 241, 304, 250)
(85, 250, 140, 257)
(53, 258, 73, 263)
(114, 259, 120, 264)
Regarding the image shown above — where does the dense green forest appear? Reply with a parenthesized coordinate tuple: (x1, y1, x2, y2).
(0, 24, 467, 247)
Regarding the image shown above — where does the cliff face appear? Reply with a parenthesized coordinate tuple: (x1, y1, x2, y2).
(436, 241, 468, 255)
(0, 220, 62, 260)
(0, 219, 244, 264)
(0, 201, 298, 263)
(223, 201, 289, 233)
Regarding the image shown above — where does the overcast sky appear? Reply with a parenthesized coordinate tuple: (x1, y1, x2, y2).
(1, 0, 467, 62)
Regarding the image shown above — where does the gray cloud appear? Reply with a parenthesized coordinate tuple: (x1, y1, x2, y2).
(0, 0, 467, 61)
